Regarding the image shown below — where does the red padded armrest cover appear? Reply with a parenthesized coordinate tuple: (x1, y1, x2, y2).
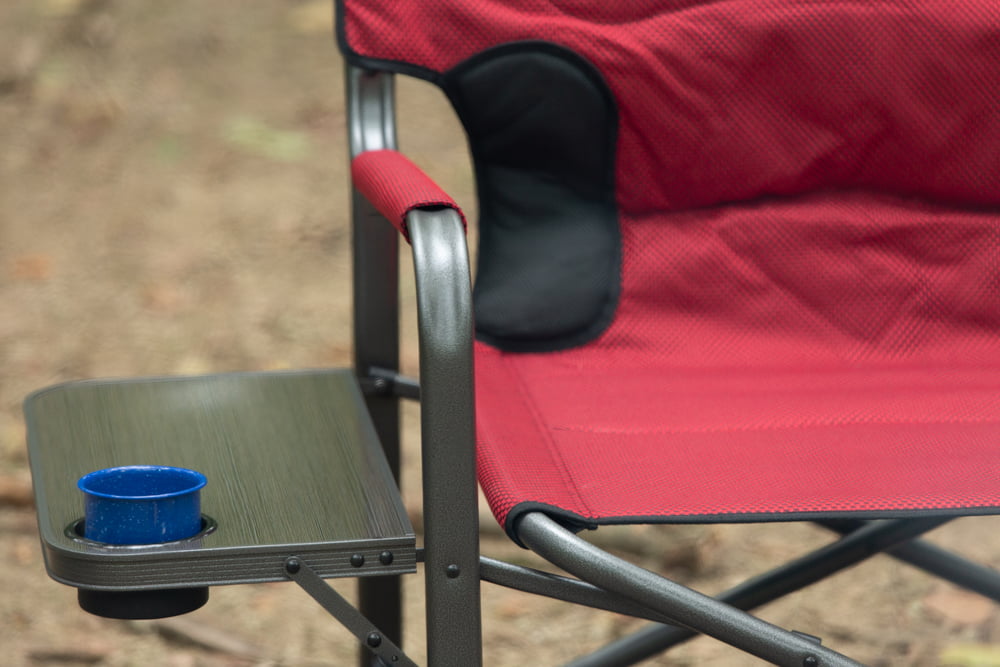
(351, 149, 467, 241)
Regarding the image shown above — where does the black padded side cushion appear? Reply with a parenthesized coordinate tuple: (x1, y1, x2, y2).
(443, 43, 620, 352)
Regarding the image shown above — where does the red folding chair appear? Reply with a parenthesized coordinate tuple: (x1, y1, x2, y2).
(22, 3, 1000, 666)
(342, 1, 1000, 665)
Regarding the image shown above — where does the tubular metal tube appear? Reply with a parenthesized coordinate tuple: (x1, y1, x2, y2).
(817, 519, 1000, 603)
(347, 65, 404, 666)
(562, 516, 953, 667)
(347, 67, 397, 157)
(408, 208, 483, 667)
(517, 512, 869, 667)
(481, 556, 679, 624)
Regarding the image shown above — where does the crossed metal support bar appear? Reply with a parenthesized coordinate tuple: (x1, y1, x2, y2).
(817, 519, 1000, 602)
(481, 557, 679, 625)
(516, 513, 869, 666)
(484, 515, 999, 666)
(551, 516, 976, 667)
(286, 556, 417, 667)
(513, 513, 977, 667)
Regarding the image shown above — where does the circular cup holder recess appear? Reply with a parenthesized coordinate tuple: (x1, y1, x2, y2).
(66, 515, 217, 550)
(65, 516, 217, 619)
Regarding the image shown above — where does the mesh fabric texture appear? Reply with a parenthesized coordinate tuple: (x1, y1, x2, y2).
(351, 149, 466, 240)
(341, 1, 1000, 532)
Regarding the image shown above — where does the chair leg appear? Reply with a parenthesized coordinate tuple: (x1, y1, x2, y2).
(818, 519, 1000, 602)
(357, 394, 404, 665)
(358, 577, 403, 666)
(515, 513, 923, 667)
(559, 516, 956, 667)
(352, 114, 405, 664)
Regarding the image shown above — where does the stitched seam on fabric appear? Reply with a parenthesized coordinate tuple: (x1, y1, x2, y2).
(567, 504, 1000, 524)
(550, 414, 1000, 435)
(500, 355, 594, 519)
(336, 1, 446, 85)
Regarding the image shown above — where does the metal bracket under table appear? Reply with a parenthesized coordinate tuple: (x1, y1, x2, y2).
(25, 369, 416, 603)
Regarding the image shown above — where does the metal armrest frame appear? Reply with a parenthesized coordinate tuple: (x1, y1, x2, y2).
(408, 207, 482, 667)
(349, 65, 482, 666)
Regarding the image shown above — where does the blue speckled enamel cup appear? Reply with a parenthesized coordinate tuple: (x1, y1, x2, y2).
(78, 466, 207, 545)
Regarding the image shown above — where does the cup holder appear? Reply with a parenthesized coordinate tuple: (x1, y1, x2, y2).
(77, 586, 210, 620)
(66, 516, 217, 619)
(65, 515, 217, 550)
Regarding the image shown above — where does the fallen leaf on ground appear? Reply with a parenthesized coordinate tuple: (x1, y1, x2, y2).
(10, 253, 53, 281)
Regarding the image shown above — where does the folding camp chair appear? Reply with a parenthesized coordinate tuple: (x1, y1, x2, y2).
(340, 1, 1000, 665)
(22, 2, 1000, 666)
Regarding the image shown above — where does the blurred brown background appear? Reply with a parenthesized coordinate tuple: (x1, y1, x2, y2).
(3, 1, 1000, 665)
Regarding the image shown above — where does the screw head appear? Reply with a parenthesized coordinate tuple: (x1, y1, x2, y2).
(285, 558, 301, 574)
(379, 551, 394, 566)
(445, 564, 460, 579)
(366, 632, 382, 648)
(351, 553, 365, 568)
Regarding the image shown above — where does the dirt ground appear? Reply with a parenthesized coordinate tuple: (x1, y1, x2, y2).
(4, 2, 1000, 665)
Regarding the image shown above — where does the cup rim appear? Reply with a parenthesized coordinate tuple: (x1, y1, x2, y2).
(78, 465, 207, 500)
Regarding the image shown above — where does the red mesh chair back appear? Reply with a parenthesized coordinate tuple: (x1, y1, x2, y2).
(341, 1, 1000, 534)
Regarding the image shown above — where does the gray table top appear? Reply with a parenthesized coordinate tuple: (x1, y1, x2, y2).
(26, 369, 416, 590)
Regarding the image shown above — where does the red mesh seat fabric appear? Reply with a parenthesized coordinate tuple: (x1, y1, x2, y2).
(341, 2, 1000, 534)
(476, 197, 1000, 531)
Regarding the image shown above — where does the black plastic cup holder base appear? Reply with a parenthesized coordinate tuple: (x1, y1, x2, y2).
(78, 586, 209, 619)
(65, 515, 217, 619)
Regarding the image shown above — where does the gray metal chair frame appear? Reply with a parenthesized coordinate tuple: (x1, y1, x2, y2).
(21, 62, 1000, 667)
(347, 65, 1000, 667)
